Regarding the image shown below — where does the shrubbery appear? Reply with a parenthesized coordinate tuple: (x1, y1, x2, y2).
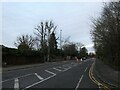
(2, 46, 44, 66)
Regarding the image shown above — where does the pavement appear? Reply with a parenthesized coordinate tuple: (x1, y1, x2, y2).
(1, 59, 100, 89)
(92, 59, 119, 88)
(3, 62, 52, 71)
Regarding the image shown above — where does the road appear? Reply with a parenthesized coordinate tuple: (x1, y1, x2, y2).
(2, 58, 99, 89)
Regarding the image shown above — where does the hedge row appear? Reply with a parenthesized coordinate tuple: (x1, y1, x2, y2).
(2, 47, 45, 66)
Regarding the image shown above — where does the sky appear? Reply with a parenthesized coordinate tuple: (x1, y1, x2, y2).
(1, 2, 104, 52)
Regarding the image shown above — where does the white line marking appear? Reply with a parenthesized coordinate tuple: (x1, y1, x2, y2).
(75, 75, 84, 90)
(58, 66, 69, 71)
(62, 65, 71, 68)
(53, 68, 62, 71)
(58, 66, 68, 69)
(45, 70, 56, 75)
(1, 73, 34, 83)
(63, 67, 72, 71)
(14, 78, 19, 90)
(34, 73, 44, 80)
(52, 62, 56, 63)
(98, 83, 102, 89)
(73, 64, 77, 66)
(63, 61, 67, 62)
(85, 67, 88, 72)
(23, 70, 56, 90)
(23, 75, 56, 90)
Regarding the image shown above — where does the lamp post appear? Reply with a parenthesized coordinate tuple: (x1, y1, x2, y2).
(47, 29, 50, 62)
(60, 30, 62, 56)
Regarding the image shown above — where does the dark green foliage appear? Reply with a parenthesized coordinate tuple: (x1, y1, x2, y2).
(15, 34, 35, 50)
(2, 46, 44, 66)
(18, 43, 30, 50)
(49, 31, 58, 59)
(79, 47, 88, 58)
(91, 1, 120, 70)
(63, 43, 78, 57)
(34, 21, 58, 61)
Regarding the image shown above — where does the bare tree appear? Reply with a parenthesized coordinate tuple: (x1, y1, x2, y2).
(75, 42, 84, 52)
(91, 1, 120, 69)
(34, 21, 57, 61)
(14, 34, 35, 50)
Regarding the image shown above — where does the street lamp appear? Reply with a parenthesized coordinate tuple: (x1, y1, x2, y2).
(60, 30, 62, 56)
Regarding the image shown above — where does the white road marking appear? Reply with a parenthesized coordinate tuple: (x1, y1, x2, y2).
(58, 66, 67, 69)
(34, 73, 44, 80)
(63, 67, 72, 71)
(75, 75, 84, 90)
(52, 62, 56, 64)
(98, 83, 102, 89)
(62, 65, 71, 68)
(63, 61, 67, 62)
(14, 78, 19, 90)
(53, 68, 62, 71)
(23, 70, 56, 90)
(45, 70, 56, 75)
(23, 74, 56, 90)
(1, 73, 34, 83)
(73, 64, 77, 66)
(61, 65, 72, 71)
(85, 67, 88, 72)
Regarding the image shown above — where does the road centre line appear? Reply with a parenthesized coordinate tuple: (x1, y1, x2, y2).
(53, 68, 62, 71)
(34, 73, 44, 80)
(1, 73, 34, 83)
(14, 78, 19, 90)
(75, 75, 84, 90)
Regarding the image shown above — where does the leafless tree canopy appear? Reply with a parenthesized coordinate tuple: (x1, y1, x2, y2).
(91, 1, 120, 69)
(14, 34, 35, 50)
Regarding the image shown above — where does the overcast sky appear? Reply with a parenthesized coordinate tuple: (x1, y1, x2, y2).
(2, 2, 103, 52)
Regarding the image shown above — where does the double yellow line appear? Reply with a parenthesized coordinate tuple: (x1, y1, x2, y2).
(89, 61, 110, 90)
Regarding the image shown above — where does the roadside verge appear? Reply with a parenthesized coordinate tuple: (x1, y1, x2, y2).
(92, 59, 119, 88)
(2, 60, 67, 72)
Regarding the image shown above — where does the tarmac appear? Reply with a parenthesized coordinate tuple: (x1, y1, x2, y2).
(2, 58, 120, 88)
(93, 59, 119, 88)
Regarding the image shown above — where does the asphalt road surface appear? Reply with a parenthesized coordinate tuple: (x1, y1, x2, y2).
(2, 59, 99, 90)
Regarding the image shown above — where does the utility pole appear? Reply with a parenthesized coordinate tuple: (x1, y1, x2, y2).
(60, 30, 62, 56)
(47, 29, 50, 62)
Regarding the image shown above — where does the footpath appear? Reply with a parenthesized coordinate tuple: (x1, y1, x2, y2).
(2, 60, 66, 72)
(93, 59, 119, 88)
(2, 62, 52, 72)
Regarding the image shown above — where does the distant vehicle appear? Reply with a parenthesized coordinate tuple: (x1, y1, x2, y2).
(82, 57, 86, 60)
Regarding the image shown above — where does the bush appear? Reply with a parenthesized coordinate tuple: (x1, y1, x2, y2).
(2, 46, 44, 66)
